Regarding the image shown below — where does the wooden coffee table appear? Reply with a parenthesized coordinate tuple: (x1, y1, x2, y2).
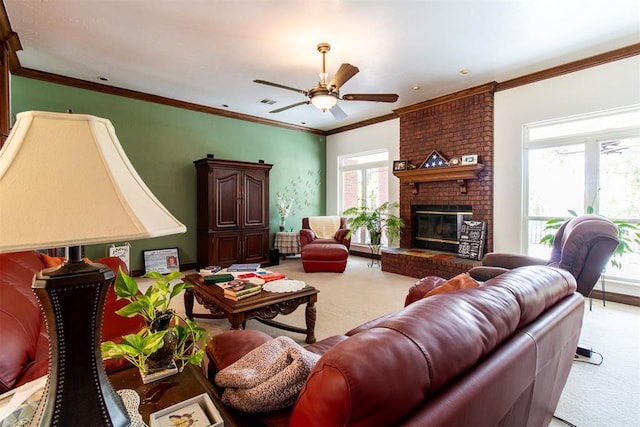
(183, 274, 319, 343)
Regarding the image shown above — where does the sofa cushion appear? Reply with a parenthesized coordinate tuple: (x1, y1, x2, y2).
(487, 265, 576, 327)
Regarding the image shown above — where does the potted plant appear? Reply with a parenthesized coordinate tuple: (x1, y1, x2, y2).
(540, 207, 640, 269)
(277, 193, 293, 231)
(343, 201, 405, 246)
(101, 269, 207, 378)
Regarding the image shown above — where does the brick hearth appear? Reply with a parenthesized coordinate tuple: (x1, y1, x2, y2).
(382, 248, 481, 279)
(387, 83, 495, 278)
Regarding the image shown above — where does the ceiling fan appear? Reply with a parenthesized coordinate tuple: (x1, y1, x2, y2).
(254, 43, 399, 120)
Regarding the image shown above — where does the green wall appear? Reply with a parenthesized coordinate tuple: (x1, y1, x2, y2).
(10, 76, 326, 271)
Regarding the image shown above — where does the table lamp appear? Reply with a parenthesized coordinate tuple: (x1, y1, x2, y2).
(0, 111, 186, 426)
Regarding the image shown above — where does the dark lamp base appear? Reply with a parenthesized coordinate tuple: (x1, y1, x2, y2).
(30, 259, 130, 427)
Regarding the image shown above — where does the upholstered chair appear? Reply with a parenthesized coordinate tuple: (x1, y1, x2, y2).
(299, 216, 351, 250)
(468, 215, 619, 299)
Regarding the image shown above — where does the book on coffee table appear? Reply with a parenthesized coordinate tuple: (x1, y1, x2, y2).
(226, 263, 260, 272)
(259, 272, 286, 282)
(223, 282, 262, 300)
(203, 273, 235, 284)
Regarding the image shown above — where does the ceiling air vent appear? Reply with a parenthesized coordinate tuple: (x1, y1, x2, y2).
(260, 99, 276, 105)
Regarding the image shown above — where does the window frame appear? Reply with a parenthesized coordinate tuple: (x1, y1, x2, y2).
(523, 106, 640, 285)
(338, 149, 389, 246)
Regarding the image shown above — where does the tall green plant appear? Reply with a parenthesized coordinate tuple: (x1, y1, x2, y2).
(540, 207, 640, 269)
(343, 201, 405, 245)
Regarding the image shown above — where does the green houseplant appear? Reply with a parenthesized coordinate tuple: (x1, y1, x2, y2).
(343, 201, 405, 245)
(101, 269, 207, 376)
(540, 207, 640, 269)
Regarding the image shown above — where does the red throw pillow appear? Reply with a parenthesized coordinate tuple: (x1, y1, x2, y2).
(424, 273, 480, 298)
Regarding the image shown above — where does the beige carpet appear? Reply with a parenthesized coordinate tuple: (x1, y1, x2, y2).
(141, 255, 639, 427)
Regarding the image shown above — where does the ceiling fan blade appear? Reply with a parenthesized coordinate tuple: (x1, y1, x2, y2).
(328, 64, 359, 90)
(254, 79, 308, 96)
(330, 104, 347, 120)
(269, 100, 310, 113)
(342, 93, 399, 102)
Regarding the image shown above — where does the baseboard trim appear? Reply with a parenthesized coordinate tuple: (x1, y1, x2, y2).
(590, 290, 640, 307)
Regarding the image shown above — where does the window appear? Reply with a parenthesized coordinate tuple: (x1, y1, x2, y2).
(525, 106, 640, 284)
(339, 150, 389, 245)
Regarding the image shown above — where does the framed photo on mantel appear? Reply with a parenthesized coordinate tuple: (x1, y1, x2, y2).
(393, 160, 408, 171)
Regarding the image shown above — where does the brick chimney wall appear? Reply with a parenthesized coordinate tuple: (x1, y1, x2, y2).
(397, 84, 495, 254)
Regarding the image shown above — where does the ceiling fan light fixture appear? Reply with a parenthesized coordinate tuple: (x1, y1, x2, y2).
(310, 92, 338, 111)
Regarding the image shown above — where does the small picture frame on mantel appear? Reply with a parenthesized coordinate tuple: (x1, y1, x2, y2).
(461, 154, 478, 165)
(393, 160, 408, 171)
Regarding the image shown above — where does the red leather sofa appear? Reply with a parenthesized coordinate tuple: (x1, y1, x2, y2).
(206, 265, 583, 426)
(0, 251, 145, 393)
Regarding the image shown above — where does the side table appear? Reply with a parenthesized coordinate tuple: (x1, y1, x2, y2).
(109, 364, 243, 426)
(274, 231, 301, 257)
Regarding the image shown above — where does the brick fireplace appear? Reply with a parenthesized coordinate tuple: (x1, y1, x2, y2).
(382, 83, 496, 279)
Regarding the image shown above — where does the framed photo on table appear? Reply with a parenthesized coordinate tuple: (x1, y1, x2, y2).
(149, 393, 223, 427)
(393, 160, 408, 171)
(143, 247, 180, 274)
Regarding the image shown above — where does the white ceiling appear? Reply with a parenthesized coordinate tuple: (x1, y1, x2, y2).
(5, 0, 640, 132)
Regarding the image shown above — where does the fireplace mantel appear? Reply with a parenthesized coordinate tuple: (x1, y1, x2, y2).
(393, 164, 485, 194)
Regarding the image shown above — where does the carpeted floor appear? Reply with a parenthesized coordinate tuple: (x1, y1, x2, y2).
(144, 255, 639, 427)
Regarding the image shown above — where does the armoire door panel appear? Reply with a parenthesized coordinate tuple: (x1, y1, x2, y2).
(212, 232, 242, 266)
(244, 172, 267, 228)
(243, 230, 269, 263)
(213, 169, 241, 229)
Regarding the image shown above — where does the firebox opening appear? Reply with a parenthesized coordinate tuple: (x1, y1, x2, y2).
(412, 205, 472, 253)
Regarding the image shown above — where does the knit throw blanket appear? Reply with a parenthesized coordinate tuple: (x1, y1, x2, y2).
(215, 336, 321, 413)
(308, 216, 341, 239)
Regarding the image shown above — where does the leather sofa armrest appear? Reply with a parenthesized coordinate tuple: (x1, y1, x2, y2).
(404, 276, 447, 306)
(206, 329, 272, 376)
(334, 229, 351, 250)
(481, 253, 548, 269)
(299, 229, 317, 247)
(468, 266, 509, 282)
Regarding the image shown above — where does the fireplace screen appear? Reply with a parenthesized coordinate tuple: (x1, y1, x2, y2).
(413, 205, 472, 252)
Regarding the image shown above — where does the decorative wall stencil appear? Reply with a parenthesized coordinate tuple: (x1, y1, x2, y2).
(278, 169, 323, 216)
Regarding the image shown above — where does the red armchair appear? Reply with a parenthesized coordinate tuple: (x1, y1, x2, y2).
(299, 217, 351, 273)
(299, 216, 351, 250)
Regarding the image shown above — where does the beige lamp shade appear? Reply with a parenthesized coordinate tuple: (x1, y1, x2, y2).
(0, 111, 186, 252)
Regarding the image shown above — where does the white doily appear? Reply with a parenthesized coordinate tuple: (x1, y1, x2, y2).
(117, 389, 147, 427)
(263, 279, 306, 293)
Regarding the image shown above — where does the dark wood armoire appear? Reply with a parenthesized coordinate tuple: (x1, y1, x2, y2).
(194, 158, 272, 268)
